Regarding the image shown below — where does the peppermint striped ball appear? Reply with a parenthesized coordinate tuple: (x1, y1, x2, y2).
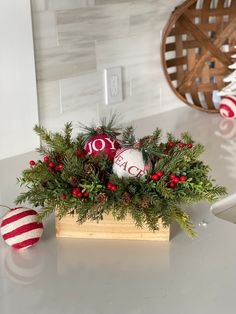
(0, 207, 43, 250)
(219, 96, 236, 119)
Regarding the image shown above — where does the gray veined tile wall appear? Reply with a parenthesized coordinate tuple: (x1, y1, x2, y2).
(31, 0, 184, 131)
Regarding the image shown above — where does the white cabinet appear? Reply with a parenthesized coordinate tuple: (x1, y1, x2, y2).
(0, 0, 39, 160)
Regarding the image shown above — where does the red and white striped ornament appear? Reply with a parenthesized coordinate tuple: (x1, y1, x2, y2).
(219, 96, 236, 119)
(0, 207, 43, 250)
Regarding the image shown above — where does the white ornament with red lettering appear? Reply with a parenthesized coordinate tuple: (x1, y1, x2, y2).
(219, 96, 236, 119)
(113, 148, 151, 179)
(84, 133, 120, 160)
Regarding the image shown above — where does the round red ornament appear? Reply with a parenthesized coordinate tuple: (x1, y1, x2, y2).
(84, 133, 120, 160)
(0, 207, 43, 250)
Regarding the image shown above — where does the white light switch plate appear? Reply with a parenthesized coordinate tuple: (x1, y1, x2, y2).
(104, 67, 123, 105)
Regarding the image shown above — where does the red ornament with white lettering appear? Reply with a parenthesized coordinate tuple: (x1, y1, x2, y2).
(113, 148, 151, 179)
(84, 133, 120, 160)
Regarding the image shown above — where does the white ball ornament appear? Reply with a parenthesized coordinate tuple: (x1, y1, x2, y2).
(0, 207, 43, 250)
(219, 96, 236, 119)
(113, 148, 151, 179)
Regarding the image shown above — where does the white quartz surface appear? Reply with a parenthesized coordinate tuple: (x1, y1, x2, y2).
(1, 107, 236, 314)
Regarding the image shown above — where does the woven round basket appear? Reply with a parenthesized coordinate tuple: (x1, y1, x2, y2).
(161, 0, 236, 112)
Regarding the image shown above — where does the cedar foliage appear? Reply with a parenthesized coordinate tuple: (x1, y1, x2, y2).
(16, 122, 227, 238)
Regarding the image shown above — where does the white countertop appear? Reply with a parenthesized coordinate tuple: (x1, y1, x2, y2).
(1, 107, 236, 314)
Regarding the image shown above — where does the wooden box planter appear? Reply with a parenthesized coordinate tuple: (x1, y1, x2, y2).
(55, 214, 170, 241)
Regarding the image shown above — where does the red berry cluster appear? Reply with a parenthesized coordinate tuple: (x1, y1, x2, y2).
(169, 174, 187, 188)
(179, 142, 193, 149)
(163, 141, 175, 154)
(151, 171, 163, 181)
(107, 182, 117, 191)
(43, 155, 64, 172)
(72, 187, 89, 198)
(163, 141, 193, 155)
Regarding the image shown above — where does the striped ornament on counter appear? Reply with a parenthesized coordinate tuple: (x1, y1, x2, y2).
(219, 96, 236, 119)
(0, 207, 43, 250)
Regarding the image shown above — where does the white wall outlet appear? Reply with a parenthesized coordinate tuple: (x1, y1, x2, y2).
(104, 67, 123, 105)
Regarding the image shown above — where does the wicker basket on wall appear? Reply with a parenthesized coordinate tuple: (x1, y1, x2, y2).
(161, 0, 236, 112)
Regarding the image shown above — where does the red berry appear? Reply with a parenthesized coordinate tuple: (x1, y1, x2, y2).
(68, 176, 76, 183)
(83, 192, 89, 197)
(179, 143, 185, 148)
(170, 174, 176, 180)
(72, 188, 80, 196)
(58, 163, 63, 170)
(163, 149, 169, 154)
(60, 193, 67, 200)
(188, 143, 193, 148)
(76, 150, 86, 158)
(77, 192, 83, 198)
(47, 166, 52, 171)
(173, 177, 179, 184)
(48, 162, 55, 168)
(107, 182, 113, 189)
(156, 171, 163, 177)
(29, 160, 35, 166)
(151, 174, 159, 181)
(167, 141, 174, 148)
(169, 182, 175, 188)
(111, 185, 117, 191)
(180, 176, 187, 182)
(44, 156, 49, 162)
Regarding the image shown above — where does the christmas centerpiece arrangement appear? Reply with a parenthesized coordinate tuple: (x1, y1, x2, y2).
(16, 118, 226, 238)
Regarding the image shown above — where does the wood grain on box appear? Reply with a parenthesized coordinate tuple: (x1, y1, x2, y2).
(55, 214, 170, 241)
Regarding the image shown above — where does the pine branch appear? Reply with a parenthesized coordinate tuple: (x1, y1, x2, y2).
(122, 126, 136, 146)
(64, 122, 73, 146)
(80, 114, 121, 140)
(171, 207, 196, 238)
(34, 125, 54, 146)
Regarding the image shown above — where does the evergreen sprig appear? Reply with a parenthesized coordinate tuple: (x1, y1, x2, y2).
(80, 114, 121, 142)
(16, 122, 227, 237)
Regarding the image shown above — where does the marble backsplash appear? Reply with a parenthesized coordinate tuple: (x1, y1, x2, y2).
(31, 0, 184, 132)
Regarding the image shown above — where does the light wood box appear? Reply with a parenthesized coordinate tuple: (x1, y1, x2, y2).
(55, 214, 170, 241)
